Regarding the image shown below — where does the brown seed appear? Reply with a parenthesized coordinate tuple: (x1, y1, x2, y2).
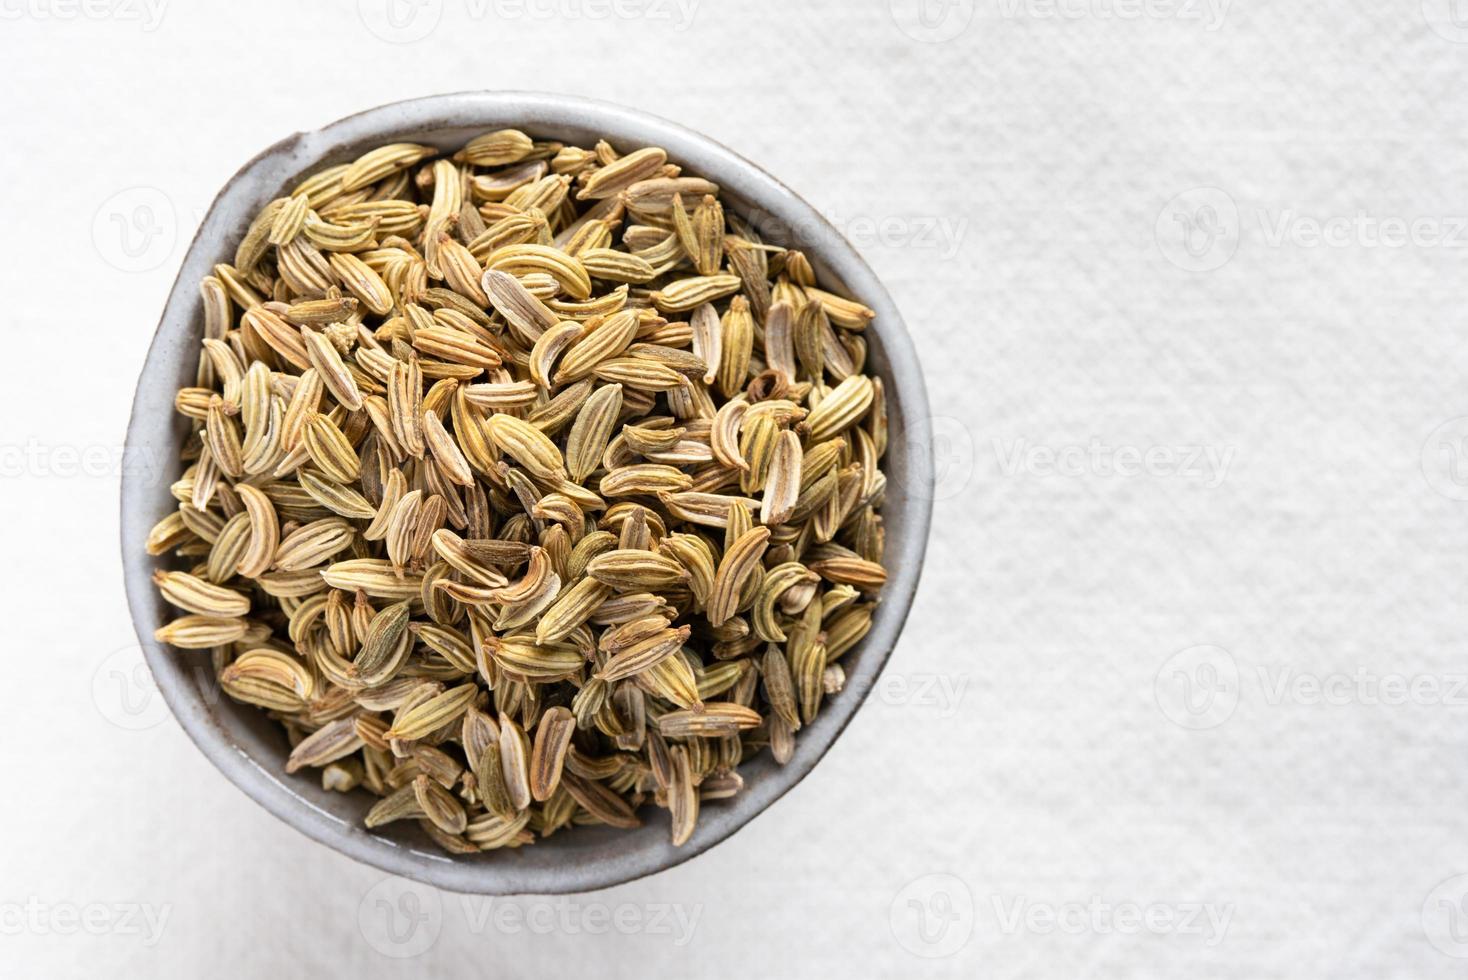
(708, 526, 771, 626)
(560, 772, 641, 828)
(529, 707, 576, 801)
(760, 430, 804, 526)
(565, 382, 622, 483)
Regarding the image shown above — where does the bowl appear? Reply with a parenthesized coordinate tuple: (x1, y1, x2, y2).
(120, 91, 933, 894)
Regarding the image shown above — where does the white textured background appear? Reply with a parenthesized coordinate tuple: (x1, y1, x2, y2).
(4, 0, 1468, 976)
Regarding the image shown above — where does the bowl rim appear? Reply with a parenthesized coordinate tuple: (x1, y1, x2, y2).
(121, 90, 933, 894)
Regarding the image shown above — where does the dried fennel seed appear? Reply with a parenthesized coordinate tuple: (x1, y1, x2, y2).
(148, 130, 889, 853)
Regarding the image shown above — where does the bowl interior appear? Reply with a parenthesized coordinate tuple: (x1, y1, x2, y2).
(122, 92, 933, 894)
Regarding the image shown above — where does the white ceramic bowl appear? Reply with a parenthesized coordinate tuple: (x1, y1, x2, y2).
(121, 92, 933, 894)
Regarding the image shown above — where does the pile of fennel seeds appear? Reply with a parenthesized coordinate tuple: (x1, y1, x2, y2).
(147, 131, 889, 852)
